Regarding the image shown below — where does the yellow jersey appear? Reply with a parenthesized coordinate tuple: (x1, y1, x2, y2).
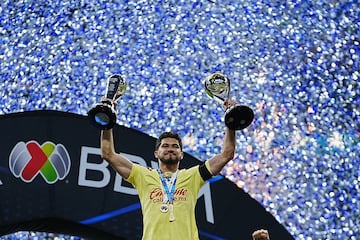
(127, 163, 208, 240)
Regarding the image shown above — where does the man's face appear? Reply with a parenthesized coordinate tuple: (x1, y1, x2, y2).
(154, 137, 183, 165)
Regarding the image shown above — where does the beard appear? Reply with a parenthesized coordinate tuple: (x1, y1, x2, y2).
(158, 155, 181, 165)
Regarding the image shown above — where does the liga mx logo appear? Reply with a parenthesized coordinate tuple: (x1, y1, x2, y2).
(9, 141, 71, 184)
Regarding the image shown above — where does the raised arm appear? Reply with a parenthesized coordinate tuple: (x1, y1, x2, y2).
(101, 129, 133, 179)
(207, 99, 237, 176)
(207, 127, 236, 176)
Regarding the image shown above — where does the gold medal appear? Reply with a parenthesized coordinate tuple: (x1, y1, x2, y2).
(160, 204, 169, 213)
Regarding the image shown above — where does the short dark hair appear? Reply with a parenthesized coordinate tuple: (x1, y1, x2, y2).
(155, 132, 183, 151)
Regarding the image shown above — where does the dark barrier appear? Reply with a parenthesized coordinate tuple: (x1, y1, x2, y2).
(0, 111, 294, 240)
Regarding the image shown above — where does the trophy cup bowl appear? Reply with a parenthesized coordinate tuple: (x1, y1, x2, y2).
(204, 73, 254, 130)
(88, 74, 127, 130)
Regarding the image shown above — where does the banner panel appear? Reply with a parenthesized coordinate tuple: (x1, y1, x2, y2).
(0, 111, 294, 240)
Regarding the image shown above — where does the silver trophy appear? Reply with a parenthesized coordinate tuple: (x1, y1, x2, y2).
(88, 74, 127, 130)
(204, 73, 254, 130)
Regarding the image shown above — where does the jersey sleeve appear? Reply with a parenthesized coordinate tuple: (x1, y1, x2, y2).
(126, 163, 147, 189)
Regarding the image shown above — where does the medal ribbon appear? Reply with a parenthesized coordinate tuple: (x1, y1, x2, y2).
(158, 170, 178, 204)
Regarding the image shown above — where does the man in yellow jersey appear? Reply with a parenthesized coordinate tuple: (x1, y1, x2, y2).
(101, 99, 237, 240)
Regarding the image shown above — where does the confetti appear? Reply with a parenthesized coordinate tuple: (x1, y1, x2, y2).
(1, 0, 359, 239)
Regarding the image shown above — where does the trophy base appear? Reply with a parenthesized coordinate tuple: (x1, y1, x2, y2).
(87, 102, 117, 130)
(225, 105, 254, 130)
